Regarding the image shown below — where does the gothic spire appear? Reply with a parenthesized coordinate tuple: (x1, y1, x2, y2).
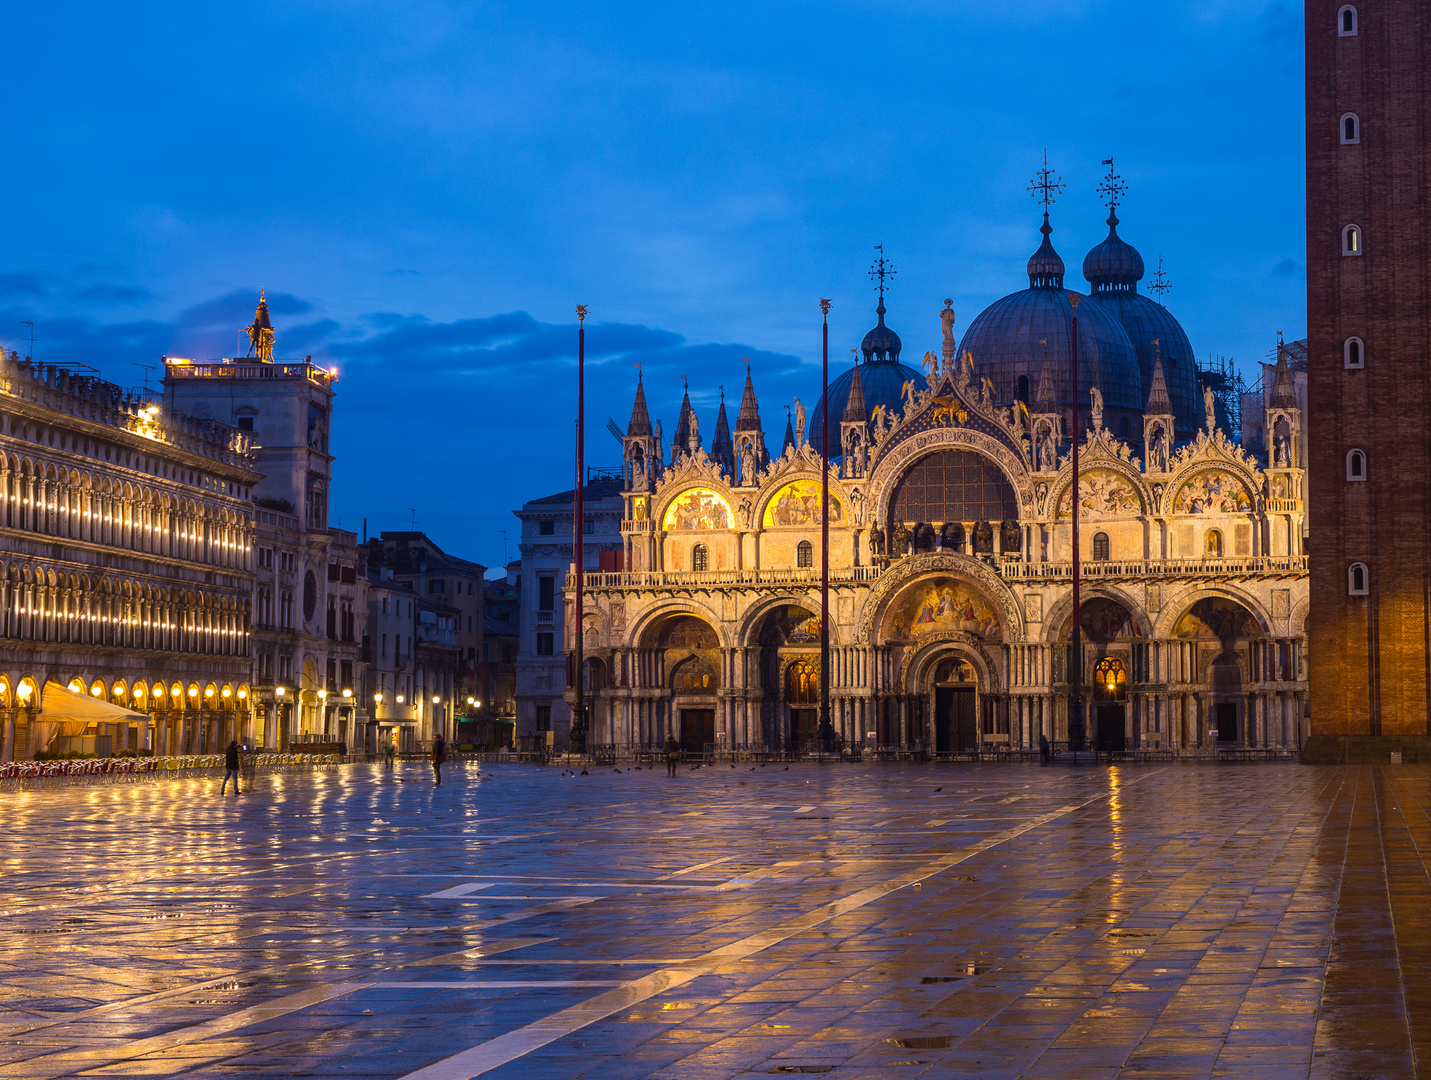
(711, 389, 734, 475)
(1270, 339, 1299, 410)
(627, 370, 652, 437)
(244, 291, 275, 362)
(1145, 343, 1173, 416)
(782, 409, 795, 455)
(671, 381, 694, 449)
(842, 360, 867, 423)
(1034, 355, 1058, 413)
(735, 368, 762, 431)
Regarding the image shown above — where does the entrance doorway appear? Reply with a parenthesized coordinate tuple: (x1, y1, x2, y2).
(680, 709, 715, 756)
(934, 687, 977, 752)
(1095, 705, 1126, 752)
(1216, 703, 1238, 742)
(790, 709, 820, 751)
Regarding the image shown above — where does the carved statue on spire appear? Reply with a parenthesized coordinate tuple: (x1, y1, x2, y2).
(940, 299, 956, 366)
(1089, 385, 1104, 431)
(793, 398, 806, 447)
(1202, 385, 1217, 432)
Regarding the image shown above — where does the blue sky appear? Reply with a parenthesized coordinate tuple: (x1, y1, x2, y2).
(2, 1, 1304, 571)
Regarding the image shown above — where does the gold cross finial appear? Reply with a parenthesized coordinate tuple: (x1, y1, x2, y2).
(1027, 149, 1066, 209)
(1097, 158, 1126, 215)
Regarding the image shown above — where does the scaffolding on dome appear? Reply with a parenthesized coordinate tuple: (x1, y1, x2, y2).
(1195, 354, 1246, 441)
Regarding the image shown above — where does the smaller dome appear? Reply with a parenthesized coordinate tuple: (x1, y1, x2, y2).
(1026, 213, 1065, 288)
(1083, 212, 1145, 293)
(860, 297, 902, 362)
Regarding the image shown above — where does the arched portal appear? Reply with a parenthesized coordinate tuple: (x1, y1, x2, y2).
(1059, 596, 1142, 751)
(928, 652, 978, 753)
(750, 603, 821, 752)
(642, 613, 721, 755)
(1174, 597, 1264, 745)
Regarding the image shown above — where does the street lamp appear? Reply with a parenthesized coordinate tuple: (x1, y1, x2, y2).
(374, 692, 384, 703)
(276, 686, 286, 697)
(342, 688, 352, 699)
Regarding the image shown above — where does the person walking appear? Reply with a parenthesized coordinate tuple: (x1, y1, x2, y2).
(665, 735, 680, 777)
(383, 739, 396, 770)
(1039, 734, 1050, 764)
(221, 739, 241, 795)
(432, 733, 446, 787)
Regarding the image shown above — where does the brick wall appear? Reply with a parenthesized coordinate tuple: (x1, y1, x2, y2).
(1307, 0, 1431, 736)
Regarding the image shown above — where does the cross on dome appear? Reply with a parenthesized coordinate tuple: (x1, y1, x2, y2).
(1027, 150, 1066, 208)
(869, 245, 897, 299)
(1097, 158, 1127, 217)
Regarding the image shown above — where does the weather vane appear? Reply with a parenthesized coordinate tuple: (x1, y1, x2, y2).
(1149, 255, 1171, 302)
(1027, 149, 1066, 209)
(869, 245, 896, 299)
(1097, 158, 1126, 215)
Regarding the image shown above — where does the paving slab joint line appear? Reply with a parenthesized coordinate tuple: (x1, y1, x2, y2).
(397, 770, 1170, 1080)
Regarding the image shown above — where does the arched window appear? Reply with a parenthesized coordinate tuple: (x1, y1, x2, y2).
(1092, 532, 1110, 561)
(797, 540, 813, 567)
(1341, 113, 1360, 143)
(1346, 449, 1366, 481)
(692, 543, 708, 571)
(1016, 375, 1030, 404)
(1338, 4, 1357, 34)
(1344, 336, 1364, 369)
(1206, 530, 1224, 558)
(1342, 224, 1362, 255)
(1348, 562, 1369, 595)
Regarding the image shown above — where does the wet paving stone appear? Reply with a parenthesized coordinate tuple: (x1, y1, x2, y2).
(0, 761, 1429, 1077)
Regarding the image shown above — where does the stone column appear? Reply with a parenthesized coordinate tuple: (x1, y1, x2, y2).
(1, 708, 13, 763)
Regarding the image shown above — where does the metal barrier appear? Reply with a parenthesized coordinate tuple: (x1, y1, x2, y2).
(0, 753, 343, 789)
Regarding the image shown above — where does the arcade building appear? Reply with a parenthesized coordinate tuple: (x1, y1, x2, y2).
(569, 187, 1310, 756)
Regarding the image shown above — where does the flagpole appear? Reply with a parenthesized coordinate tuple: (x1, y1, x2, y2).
(819, 298, 834, 756)
(1068, 295, 1084, 761)
(573, 304, 588, 756)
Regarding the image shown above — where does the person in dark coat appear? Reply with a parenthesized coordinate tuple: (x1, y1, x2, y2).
(221, 739, 241, 794)
(432, 734, 446, 786)
(665, 736, 680, 777)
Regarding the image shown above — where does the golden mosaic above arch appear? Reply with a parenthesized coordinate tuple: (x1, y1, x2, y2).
(662, 488, 732, 531)
(1057, 468, 1143, 519)
(884, 576, 1002, 642)
(763, 480, 844, 527)
(1173, 470, 1253, 515)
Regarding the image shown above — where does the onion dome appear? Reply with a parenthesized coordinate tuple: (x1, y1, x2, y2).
(1026, 213, 1066, 287)
(958, 215, 1143, 413)
(1082, 211, 1145, 293)
(810, 295, 924, 456)
(859, 295, 902, 362)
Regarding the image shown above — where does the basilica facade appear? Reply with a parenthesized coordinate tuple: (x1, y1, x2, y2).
(570, 196, 1310, 757)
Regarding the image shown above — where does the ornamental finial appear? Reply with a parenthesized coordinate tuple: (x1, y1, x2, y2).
(1027, 149, 1066, 209)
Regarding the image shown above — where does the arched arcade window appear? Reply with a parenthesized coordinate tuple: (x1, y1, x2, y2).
(797, 540, 813, 568)
(1206, 530, 1224, 558)
(1338, 5, 1357, 34)
(1342, 224, 1362, 255)
(692, 544, 708, 571)
(1341, 113, 1360, 143)
(1346, 449, 1366, 481)
(1344, 336, 1364, 369)
(1092, 532, 1110, 561)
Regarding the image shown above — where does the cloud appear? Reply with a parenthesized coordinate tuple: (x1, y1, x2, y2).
(74, 283, 151, 304)
(1273, 258, 1298, 276)
(331, 310, 799, 385)
(0, 272, 51, 299)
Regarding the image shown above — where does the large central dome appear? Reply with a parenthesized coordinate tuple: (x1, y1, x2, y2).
(958, 213, 1144, 419)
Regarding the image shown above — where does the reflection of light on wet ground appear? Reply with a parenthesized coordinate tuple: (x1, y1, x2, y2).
(0, 762, 1427, 1078)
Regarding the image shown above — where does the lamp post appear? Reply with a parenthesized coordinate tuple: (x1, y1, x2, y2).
(571, 304, 589, 756)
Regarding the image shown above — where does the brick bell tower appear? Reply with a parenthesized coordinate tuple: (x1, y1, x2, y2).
(1305, 1, 1431, 760)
